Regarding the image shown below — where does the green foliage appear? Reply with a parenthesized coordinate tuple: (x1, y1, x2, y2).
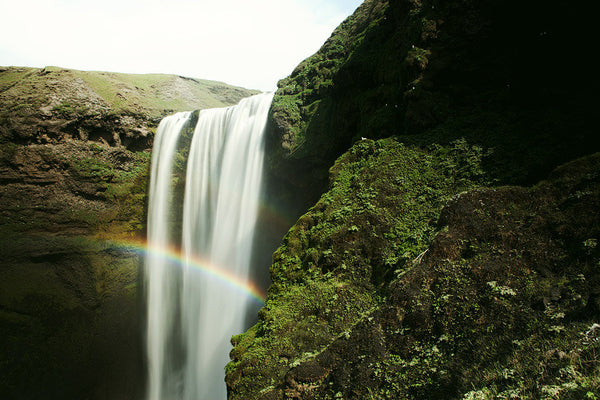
(405, 46, 432, 69)
(51, 101, 89, 116)
(227, 136, 493, 398)
(336, 153, 600, 399)
(64, 146, 151, 235)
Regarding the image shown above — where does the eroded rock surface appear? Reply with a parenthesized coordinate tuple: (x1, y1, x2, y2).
(0, 66, 256, 399)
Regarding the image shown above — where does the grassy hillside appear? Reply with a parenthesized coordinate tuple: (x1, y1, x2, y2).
(0, 65, 259, 118)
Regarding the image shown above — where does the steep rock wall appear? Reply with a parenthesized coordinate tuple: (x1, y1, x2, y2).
(264, 0, 598, 220)
(0, 66, 256, 400)
(227, 0, 599, 398)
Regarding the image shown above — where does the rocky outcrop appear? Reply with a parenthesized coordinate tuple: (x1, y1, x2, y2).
(227, 0, 599, 398)
(0, 66, 256, 400)
(264, 0, 598, 220)
(228, 141, 600, 399)
(264, 153, 600, 399)
(0, 66, 257, 149)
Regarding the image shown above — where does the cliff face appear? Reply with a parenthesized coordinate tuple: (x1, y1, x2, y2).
(0, 66, 256, 400)
(264, 0, 597, 217)
(227, 0, 599, 398)
(230, 143, 600, 399)
(2, 0, 599, 396)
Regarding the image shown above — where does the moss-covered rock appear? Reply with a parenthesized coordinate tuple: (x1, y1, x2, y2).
(0, 66, 256, 399)
(228, 0, 599, 396)
(265, 0, 598, 222)
(288, 153, 600, 399)
(227, 137, 495, 398)
(228, 142, 600, 399)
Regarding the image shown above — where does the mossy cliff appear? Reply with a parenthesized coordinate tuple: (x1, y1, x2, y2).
(264, 0, 597, 215)
(229, 142, 600, 399)
(227, 0, 599, 398)
(0, 67, 256, 400)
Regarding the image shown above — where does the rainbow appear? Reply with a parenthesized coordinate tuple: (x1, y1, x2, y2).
(98, 196, 298, 307)
(105, 238, 268, 305)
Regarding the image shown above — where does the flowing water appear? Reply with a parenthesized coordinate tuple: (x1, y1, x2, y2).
(145, 92, 274, 400)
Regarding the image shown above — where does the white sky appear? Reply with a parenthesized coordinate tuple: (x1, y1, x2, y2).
(0, 0, 363, 91)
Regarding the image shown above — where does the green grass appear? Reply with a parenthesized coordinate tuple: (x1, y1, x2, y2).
(0, 66, 259, 122)
(0, 66, 37, 91)
(71, 69, 257, 114)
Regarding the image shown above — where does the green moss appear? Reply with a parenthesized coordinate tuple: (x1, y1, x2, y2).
(0, 234, 142, 399)
(309, 153, 600, 399)
(69, 157, 115, 181)
(269, 0, 393, 158)
(405, 46, 432, 69)
(227, 137, 493, 398)
(58, 145, 151, 236)
(51, 101, 89, 116)
(231, 135, 599, 398)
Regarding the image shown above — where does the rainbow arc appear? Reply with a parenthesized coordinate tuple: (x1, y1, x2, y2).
(108, 238, 267, 305)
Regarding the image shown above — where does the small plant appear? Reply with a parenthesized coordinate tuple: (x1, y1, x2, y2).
(405, 46, 432, 70)
(52, 101, 74, 115)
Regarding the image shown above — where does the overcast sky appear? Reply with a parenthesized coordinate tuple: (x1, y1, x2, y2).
(0, 0, 363, 91)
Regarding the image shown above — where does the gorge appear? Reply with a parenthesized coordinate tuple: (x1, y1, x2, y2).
(1, 0, 599, 399)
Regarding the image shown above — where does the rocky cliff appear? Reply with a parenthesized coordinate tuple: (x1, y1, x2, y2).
(0, 66, 257, 400)
(227, 0, 599, 398)
(2, 0, 599, 397)
(263, 0, 597, 216)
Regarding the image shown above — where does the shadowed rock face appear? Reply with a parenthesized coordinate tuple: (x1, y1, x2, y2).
(263, 0, 598, 224)
(0, 236, 144, 400)
(0, 66, 256, 399)
(273, 154, 600, 399)
(226, 0, 599, 398)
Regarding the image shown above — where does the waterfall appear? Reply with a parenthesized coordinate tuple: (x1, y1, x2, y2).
(145, 92, 274, 400)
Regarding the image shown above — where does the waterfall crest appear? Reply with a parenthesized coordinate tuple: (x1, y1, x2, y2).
(145, 92, 274, 400)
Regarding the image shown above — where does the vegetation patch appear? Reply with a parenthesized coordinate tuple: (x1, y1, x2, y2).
(227, 136, 494, 398)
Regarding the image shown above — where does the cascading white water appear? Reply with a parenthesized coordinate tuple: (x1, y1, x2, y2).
(146, 111, 193, 400)
(145, 92, 274, 400)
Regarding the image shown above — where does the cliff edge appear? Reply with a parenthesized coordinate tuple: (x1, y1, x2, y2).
(0, 66, 257, 400)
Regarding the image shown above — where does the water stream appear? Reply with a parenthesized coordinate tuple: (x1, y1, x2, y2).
(145, 92, 274, 400)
